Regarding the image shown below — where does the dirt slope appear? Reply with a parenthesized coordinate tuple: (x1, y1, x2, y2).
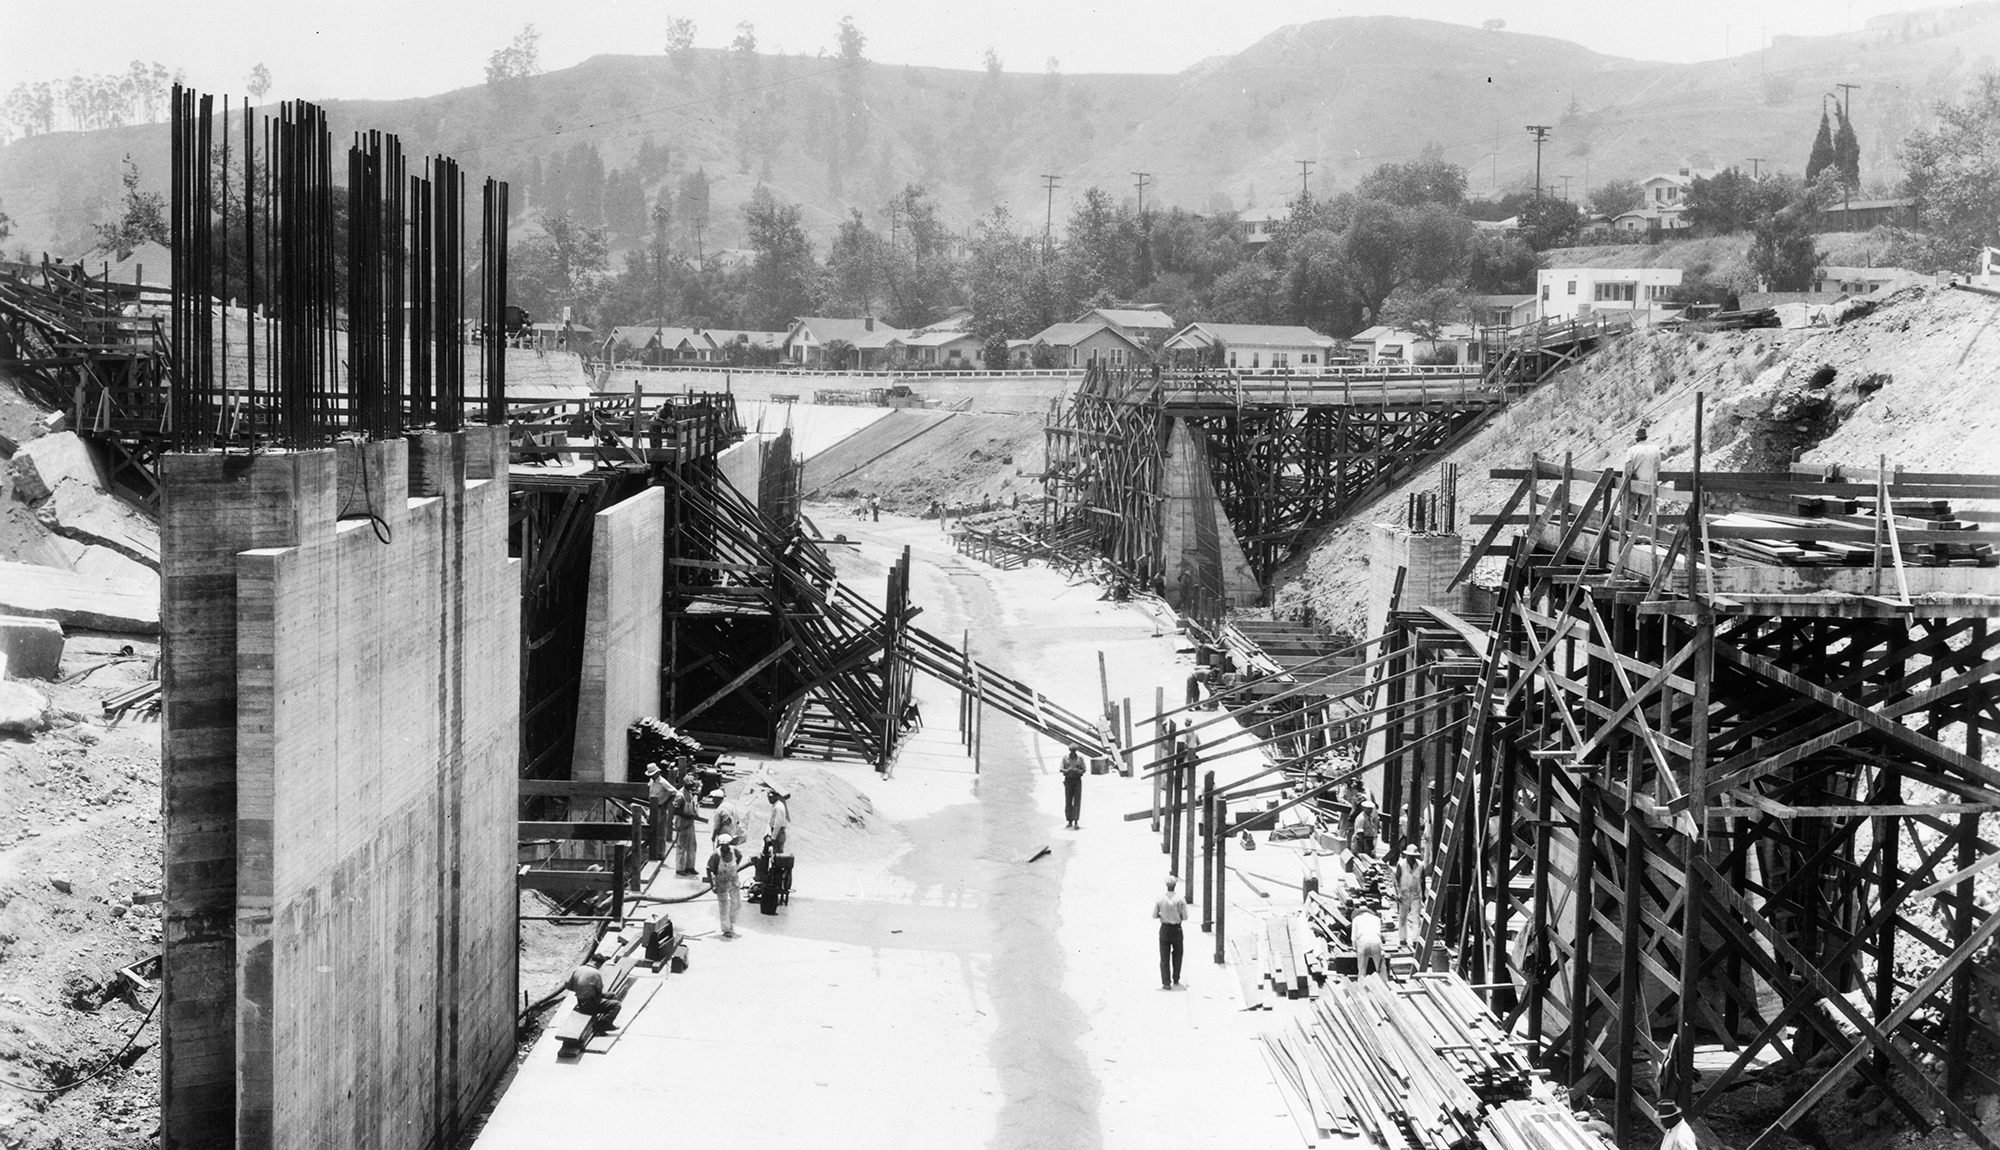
(1272, 284, 2000, 632)
(807, 411, 1046, 515)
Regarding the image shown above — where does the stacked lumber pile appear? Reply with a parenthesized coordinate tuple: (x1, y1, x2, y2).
(1399, 973, 1533, 1103)
(1260, 976, 1488, 1150)
(1229, 914, 1322, 1009)
(1479, 1100, 1616, 1150)
(1709, 501, 1995, 567)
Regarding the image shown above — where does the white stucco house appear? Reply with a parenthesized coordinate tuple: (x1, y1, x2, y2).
(1161, 322, 1341, 371)
(1536, 268, 1684, 324)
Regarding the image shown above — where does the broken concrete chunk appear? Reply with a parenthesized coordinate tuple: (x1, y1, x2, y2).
(48, 874, 72, 894)
(0, 680, 50, 734)
(0, 616, 63, 680)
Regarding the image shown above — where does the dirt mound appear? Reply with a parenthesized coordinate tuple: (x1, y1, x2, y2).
(721, 763, 898, 861)
(1273, 284, 2000, 631)
(811, 411, 1046, 514)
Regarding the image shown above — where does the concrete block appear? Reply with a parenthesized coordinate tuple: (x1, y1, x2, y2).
(9, 431, 104, 505)
(0, 680, 49, 733)
(571, 486, 664, 782)
(0, 560, 159, 634)
(0, 615, 65, 680)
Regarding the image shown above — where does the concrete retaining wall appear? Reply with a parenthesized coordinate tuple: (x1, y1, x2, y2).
(161, 429, 518, 1150)
(570, 485, 664, 783)
(1365, 525, 1466, 629)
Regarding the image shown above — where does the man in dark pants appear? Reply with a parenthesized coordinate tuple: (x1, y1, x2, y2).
(1061, 745, 1086, 829)
(566, 952, 622, 1030)
(1155, 874, 1189, 988)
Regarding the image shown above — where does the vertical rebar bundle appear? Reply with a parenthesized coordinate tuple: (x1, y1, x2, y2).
(167, 84, 507, 450)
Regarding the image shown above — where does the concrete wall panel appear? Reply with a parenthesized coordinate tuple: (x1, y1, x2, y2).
(570, 485, 663, 783)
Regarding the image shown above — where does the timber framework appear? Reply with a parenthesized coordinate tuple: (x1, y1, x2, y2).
(1376, 449, 2000, 1148)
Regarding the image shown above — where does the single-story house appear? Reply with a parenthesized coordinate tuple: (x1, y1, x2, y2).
(700, 329, 789, 362)
(1348, 323, 1478, 365)
(526, 320, 593, 352)
(1638, 168, 1718, 209)
(1610, 205, 1691, 235)
(783, 316, 911, 368)
(1160, 322, 1340, 371)
(1005, 339, 1036, 368)
(1472, 215, 1520, 234)
(603, 325, 714, 364)
(1814, 197, 1918, 232)
(1809, 265, 1917, 296)
(892, 327, 986, 367)
(1023, 321, 1145, 368)
(1075, 306, 1177, 343)
(1469, 294, 1537, 329)
(1536, 268, 1684, 324)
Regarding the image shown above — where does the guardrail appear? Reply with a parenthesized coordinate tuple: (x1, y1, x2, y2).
(595, 362, 1086, 382)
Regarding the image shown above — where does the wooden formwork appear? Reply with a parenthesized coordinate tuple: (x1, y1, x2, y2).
(1387, 454, 2000, 1148)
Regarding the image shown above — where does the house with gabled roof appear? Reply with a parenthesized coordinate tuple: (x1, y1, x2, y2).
(1023, 320, 1145, 369)
(1075, 306, 1176, 343)
(1160, 322, 1339, 370)
(891, 327, 985, 367)
(783, 316, 911, 368)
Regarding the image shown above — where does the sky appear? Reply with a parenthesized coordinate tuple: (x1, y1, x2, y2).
(0, 0, 1939, 104)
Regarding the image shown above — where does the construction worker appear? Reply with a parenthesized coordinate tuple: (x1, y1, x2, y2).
(566, 952, 622, 1030)
(672, 779, 700, 876)
(1393, 843, 1425, 944)
(645, 764, 671, 861)
(707, 833, 744, 938)
(1153, 874, 1190, 989)
(1351, 897, 1387, 979)
(711, 787, 742, 846)
(765, 788, 791, 854)
(1060, 745, 1087, 829)
(1351, 796, 1379, 859)
(868, 493, 881, 521)
(1623, 425, 1662, 520)
(1656, 1101, 1696, 1150)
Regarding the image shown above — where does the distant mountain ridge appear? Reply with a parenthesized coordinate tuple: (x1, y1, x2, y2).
(5, 6, 2000, 257)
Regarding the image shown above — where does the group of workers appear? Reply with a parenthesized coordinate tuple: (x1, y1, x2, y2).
(642, 758, 792, 940)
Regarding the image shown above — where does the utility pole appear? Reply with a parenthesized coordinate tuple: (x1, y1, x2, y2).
(1748, 157, 1765, 179)
(1525, 125, 1552, 198)
(1040, 174, 1061, 251)
(1557, 174, 1574, 201)
(1131, 171, 1151, 217)
(1835, 81, 1861, 118)
(694, 217, 706, 269)
(1295, 159, 1315, 202)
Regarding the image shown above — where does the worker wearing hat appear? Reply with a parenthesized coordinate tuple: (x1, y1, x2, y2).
(1392, 843, 1425, 944)
(1153, 873, 1190, 989)
(1350, 895, 1387, 980)
(1350, 794, 1379, 859)
(670, 775, 700, 876)
(645, 764, 671, 862)
(1656, 1100, 1695, 1150)
(711, 787, 742, 846)
(706, 832, 744, 938)
(765, 788, 791, 854)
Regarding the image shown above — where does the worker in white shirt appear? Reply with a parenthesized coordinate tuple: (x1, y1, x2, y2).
(1351, 897, 1387, 979)
(1623, 426, 1663, 520)
(1656, 1100, 1697, 1150)
(1153, 874, 1190, 989)
(765, 788, 791, 854)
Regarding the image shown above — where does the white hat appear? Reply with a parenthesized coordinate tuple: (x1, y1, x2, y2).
(644, 764, 661, 777)
(708, 788, 726, 799)
(1165, 874, 1178, 888)
(715, 833, 736, 846)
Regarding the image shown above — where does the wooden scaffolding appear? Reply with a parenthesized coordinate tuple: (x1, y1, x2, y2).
(1385, 453, 2000, 1148)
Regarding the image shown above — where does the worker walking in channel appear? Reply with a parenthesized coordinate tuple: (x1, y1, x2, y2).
(708, 833, 744, 938)
(1060, 745, 1087, 829)
(765, 788, 791, 854)
(566, 952, 622, 1030)
(711, 787, 742, 846)
(1393, 843, 1425, 944)
(1623, 425, 1662, 520)
(1351, 897, 1387, 979)
(672, 778, 700, 876)
(868, 493, 881, 522)
(1154, 874, 1190, 989)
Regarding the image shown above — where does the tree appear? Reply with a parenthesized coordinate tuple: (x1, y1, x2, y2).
(1683, 169, 1767, 235)
(1203, 263, 1281, 324)
(1356, 149, 1468, 209)
(93, 156, 169, 259)
(825, 209, 881, 314)
(664, 16, 696, 54)
(486, 25, 542, 86)
(983, 48, 1003, 77)
(0, 199, 12, 246)
(1517, 196, 1583, 250)
(512, 211, 610, 323)
(741, 187, 820, 328)
(1749, 199, 1822, 291)
(1381, 285, 1469, 341)
(731, 22, 758, 54)
(1902, 72, 2000, 263)
(1833, 105, 1861, 191)
(982, 333, 1011, 370)
(837, 16, 866, 64)
(879, 184, 958, 328)
(1588, 179, 1643, 218)
(1464, 232, 1538, 293)
(1805, 104, 1835, 184)
(245, 64, 272, 102)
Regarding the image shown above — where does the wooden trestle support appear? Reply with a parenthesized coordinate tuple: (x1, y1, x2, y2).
(1042, 364, 1501, 597)
(1384, 457, 2000, 1149)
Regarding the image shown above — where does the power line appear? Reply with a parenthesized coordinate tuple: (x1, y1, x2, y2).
(1524, 125, 1553, 198)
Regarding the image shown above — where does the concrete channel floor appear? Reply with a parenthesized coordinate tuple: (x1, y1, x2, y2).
(473, 511, 1316, 1150)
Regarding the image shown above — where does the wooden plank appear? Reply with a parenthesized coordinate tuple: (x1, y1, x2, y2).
(519, 821, 643, 841)
(519, 779, 648, 800)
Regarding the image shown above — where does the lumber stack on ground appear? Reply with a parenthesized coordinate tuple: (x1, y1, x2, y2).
(1479, 1099, 1617, 1150)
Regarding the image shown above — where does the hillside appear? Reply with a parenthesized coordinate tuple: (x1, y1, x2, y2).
(1271, 284, 2000, 633)
(7, 6, 2000, 257)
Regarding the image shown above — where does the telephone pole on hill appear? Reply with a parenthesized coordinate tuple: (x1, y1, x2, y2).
(1132, 171, 1151, 217)
(1748, 157, 1765, 179)
(1525, 125, 1552, 197)
(1296, 159, 1315, 202)
(1835, 81, 1860, 117)
(1040, 174, 1061, 251)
